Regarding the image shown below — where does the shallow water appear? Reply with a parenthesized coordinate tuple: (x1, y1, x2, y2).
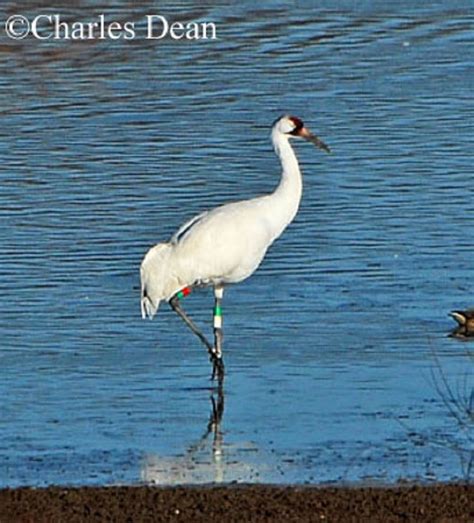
(0, 1, 473, 487)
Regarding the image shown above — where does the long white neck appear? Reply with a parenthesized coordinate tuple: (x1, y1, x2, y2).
(265, 129, 303, 240)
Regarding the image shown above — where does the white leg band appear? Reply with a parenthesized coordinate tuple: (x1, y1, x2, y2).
(214, 315, 222, 329)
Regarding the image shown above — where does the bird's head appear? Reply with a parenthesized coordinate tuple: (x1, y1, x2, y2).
(273, 115, 331, 153)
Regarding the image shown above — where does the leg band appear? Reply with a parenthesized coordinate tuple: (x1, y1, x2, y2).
(214, 304, 222, 329)
(175, 287, 191, 300)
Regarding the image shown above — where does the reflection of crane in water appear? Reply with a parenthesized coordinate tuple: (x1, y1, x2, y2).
(141, 389, 271, 485)
(140, 115, 330, 381)
(142, 390, 227, 484)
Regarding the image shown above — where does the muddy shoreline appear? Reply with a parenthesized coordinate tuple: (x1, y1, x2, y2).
(0, 483, 472, 522)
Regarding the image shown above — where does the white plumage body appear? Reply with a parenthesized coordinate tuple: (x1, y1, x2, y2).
(140, 116, 326, 320)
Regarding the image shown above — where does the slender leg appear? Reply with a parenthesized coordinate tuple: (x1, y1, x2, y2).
(169, 292, 223, 380)
(212, 286, 225, 382)
(169, 295, 214, 354)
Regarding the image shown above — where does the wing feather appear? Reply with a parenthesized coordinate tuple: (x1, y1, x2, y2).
(171, 211, 209, 245)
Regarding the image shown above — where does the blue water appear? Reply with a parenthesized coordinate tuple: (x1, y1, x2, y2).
(0, 1, 473, 487)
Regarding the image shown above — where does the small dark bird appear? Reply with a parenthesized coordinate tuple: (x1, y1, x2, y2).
(449, 309, 474, 338)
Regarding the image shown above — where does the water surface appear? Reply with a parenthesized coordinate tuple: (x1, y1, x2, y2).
(0, 0, 473, 486)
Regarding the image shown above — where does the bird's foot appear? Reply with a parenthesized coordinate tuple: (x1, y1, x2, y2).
(210, 353, 225, 383)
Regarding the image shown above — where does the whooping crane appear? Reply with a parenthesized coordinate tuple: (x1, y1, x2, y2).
(140, 115, 330, 381)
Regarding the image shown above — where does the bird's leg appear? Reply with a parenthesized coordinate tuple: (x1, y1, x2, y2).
(211, 286, 225, 382)
(169, 289, 215, 358)
(168, 287, 225, 382)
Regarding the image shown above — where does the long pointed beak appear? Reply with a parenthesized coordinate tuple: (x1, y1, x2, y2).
(298, 127, 331, 153)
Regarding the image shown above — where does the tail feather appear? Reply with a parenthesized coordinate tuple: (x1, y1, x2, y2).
(450, 311, 467, 326)
(140, 242, 174, 320)
(141, 286, 160, 320)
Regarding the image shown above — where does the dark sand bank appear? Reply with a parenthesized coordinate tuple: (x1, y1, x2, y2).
(0, 484, 472, 522)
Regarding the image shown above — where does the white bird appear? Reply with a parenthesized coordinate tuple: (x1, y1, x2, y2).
(140, 115, 330, 381)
